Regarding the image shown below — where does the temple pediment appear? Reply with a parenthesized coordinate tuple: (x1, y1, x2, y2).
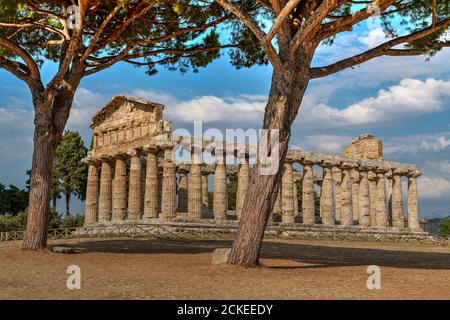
(89, 94, 170, 157)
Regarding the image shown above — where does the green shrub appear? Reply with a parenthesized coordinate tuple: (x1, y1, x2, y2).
(439, 218, 450, 237)
(0, 208, 84, 232)
(48, 207, 62, 229)
(0, 211, 27, 232)
(60, 214, 84, 228)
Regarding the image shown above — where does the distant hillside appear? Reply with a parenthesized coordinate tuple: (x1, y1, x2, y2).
(423, 216, 450, 235)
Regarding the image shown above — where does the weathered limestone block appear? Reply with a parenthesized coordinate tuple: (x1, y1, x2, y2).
(343, 133, 383, 160)
(236, 158, 249, 218)
(281, 162, 295, 223)
(51, 245, 75, 254)
(320, 163, 334, 225)
(212, 248, 231, 265)
(112, 156, 127, 221)
(177, 169, 188, 213)
(407, 170, 421, 230)
(161, 146, 177, 220)
(302, 161, 315, 224)
(98, 161, 112, 223)
(84, 164, 99, 226)
(143, 149, 159, 218)
(128, 151, 142, 220)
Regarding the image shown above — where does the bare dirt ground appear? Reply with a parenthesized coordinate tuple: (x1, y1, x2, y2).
(0, 237, 449, 300)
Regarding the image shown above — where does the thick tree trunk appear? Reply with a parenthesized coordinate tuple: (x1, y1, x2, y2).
(65, 192, 71, 216)
(22, 118, 57, 250)
(227, 53, 312, 266)
(22, 84, 78, 250)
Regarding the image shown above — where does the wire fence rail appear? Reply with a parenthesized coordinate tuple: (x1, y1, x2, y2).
(1, 223, 449, 246)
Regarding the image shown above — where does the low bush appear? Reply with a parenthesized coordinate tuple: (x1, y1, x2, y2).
(439, 218, 450, 237)
(0, 208, 84, 232)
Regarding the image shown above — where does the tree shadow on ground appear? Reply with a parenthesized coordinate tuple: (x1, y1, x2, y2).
(72, 238, 450, 270)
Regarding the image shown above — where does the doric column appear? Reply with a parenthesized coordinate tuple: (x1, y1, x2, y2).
(140, 157, 147, 216)
(302, 159, 315, 224)
(188, 151, 203, 219)
(333, 167, 342, 223)
(375, 167, 389, 227)
(392, 168, 407, 228)
(320, 161, 335, 225)
(386, 171, 393, 226)
(158, 169, 163, 213)
(407, 170, 421, 230)
(358, 165, 372, 228)
(281, 162, 295, 223)
(351, 169, 360, 223)
(213, 148, 227, 220)
(293, 180, 299, 217)
(143, 148, 159, 219)
(84, 162, 99, 226)
(161, 145, 177, 220)
(202, 172, 209, 214)
(368, 171, 378, 227)
(317, 179, 322, 210)
(340, 162, 355, 226)
(112, 155, 127, 222)
(177, 168, 188, 213)
(236, 157, 249, 218)
(98, 160, 113, 223)
(127, 150, 142, 221)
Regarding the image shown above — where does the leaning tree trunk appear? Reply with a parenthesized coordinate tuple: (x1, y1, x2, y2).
(22, 85, 78, 250)
(228, 51, 313, 266)
(65, 192, 71, 216)
(22, 108, 58, 250)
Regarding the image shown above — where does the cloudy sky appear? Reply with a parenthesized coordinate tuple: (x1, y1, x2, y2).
(1, 23, 450, 218)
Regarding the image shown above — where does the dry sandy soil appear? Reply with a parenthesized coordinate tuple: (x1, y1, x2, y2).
(0, 237, 449, 299)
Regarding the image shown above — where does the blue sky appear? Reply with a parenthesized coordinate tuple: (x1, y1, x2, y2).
(1, 24, 450, 218)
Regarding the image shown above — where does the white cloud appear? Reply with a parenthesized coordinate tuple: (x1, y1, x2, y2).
(131, 89, 267, 124)
(296, 134, 353, 154)
(419, 176, 450, 199)
(312, 41, 450, 90)
(420, 136, 450, 151)
(358, 28, 387, 48)
(69, 88, 109, 127)
(299, 78, 450, 128)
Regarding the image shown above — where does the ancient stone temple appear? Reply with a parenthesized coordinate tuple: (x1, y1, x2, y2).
(83, 95, 423, 234)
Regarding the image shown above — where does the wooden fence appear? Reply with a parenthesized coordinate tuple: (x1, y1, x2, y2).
(1, 223, 448, 246)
